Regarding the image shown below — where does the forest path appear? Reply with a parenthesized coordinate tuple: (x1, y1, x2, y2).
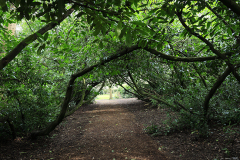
(70, 98, 167, 160)
(0, 98, 167, 160)
(2, 99, 240, 159)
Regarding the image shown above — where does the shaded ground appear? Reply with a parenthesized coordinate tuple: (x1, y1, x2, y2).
(0, 98, 166, 160)
(1, 98, 240, 159)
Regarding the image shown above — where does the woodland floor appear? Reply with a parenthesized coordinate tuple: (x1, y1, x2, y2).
(1, 98, 240, 160)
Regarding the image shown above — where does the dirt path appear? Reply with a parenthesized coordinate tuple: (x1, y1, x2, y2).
(76, 98, 167, 160)
(0, 98, 167, 160)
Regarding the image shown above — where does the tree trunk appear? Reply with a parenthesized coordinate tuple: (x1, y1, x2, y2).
(109, 87, 112, 99)
(6, 119, 16, 139)
(65, 80, 86, 117)
(203, 67, 231, 118)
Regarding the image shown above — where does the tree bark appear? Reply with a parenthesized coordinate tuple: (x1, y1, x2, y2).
(203, 67, 231, 118)
(64, 79, 86, 117)
(109, 87, 112, 99)
(144, 47, 232, 62)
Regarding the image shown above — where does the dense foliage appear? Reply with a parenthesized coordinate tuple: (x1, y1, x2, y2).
(1, 0, 240, 139)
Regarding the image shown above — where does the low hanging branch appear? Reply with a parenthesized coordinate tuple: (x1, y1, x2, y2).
(143, 47, 233, 62)
(30, 45, 140, 139)
(110, 76, 140, 97)
(118, 83, 139, 97)
(127, 70, 177, 109)
(127, 69, 201, 114)
(119, 75, 140, 95)
(174, 101, 200, 115)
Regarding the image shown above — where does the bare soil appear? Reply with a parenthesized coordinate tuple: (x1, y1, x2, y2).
(0, 98, 240, 160)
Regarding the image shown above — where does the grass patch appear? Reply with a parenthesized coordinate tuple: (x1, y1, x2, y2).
(96, 94, 119, 100)
(96, 94, 110, 100)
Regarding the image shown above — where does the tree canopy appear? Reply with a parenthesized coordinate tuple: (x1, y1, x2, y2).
(1, 0, 240, 139)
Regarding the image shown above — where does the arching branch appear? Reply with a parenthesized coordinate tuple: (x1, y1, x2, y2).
(144, 47, 233, 62)
(30, 45, 140, 139)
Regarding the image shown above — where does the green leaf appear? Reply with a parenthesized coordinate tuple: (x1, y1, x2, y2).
(76, 12, 85, 18)
(133, 0, 138, 7)
(210, 28, 216, 37)
(37, 46, 42, 54)
(115, 20, 122, 37)
(139, 4, 147, 8)
(42, 43, 46, 50)
(137, 29, 148, 36)
(143, 16, 152, 21)
(92, 39, 99, 43)
(37, 37, 42, 43)
(227, 28, 232, 36)
(162, 28, 166, 35)
(169, 19, 174, 24)
(119, 26, 127, 39)
(126, 30, 132, 46)
(34, 43, 40, 48)
(139, 39, 147, 47)
(44, 32, 49, 41)
(99, 41, 103, 49)
(87, 15, 92, 24)
(180, 29, 188, 37)
(36, 32, 43, 39)
(37, 44, 46, 54)
(93, 28, 101, 36)
(207, 22, 211, 29)
(157, 43, 162, 50)
(199, 18, 207, 26)
(101, 26, 106, 35)
(131, 21, 146, 26)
